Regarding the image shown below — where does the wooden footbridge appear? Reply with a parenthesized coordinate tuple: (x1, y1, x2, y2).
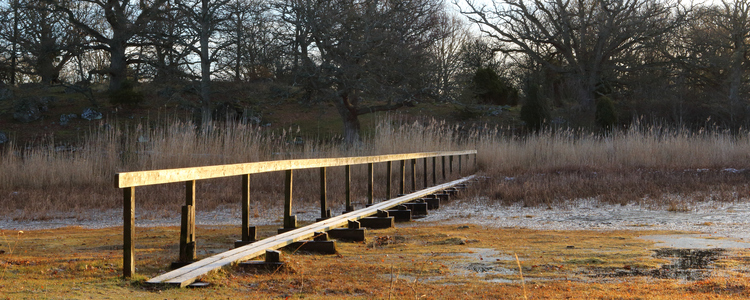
(114, 150, 477, 287)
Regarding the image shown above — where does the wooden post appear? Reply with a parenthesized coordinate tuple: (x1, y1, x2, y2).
(284, 170, 296, 229)
(410, 159, 416, 192)
(386, 161, 392, 199)
(449, 155, 454, 174)
(442, 156, 446, 180)
(241, 174, 252, 242)
(179, 180, 196, 262)
(320, 167, 327, 219)
(345, 165, 353, 212)
(459, 155, 462, 175)
(367, 163, 374, 205)
(432, 157, 437, 185)
(474, 153, 478, 170)
(423, 158, 428, 188)
(399, 160, 405, 195)
(123, 187, 135, 278)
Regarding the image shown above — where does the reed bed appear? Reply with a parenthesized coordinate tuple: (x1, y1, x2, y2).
(2, 118, 750, 220)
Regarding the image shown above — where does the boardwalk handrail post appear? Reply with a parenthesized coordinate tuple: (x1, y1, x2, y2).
(241, 175, 253, 242)
(345, 165, 353, 212)
(459, 155, 462, 175)
(179, 180, 196, 262)
(386, 161, 392, 199)
(320, 167, 329, 219)
(432, 157, 437, 185)
(442, 156, 446, 180)
(367, 163, 374, 205)
(422, 158, 428, 188)
(410, 159, 416, 192)
(399, 160, 405, 195)
(123, 187, 134, 278)
(283, 170, 296, 229)
(450, 155, 454, 175)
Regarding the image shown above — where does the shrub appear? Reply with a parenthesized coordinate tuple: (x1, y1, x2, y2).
(595, 96, 618, 130)
(472, 68, 519, 106)
(109, 80, 144, 107)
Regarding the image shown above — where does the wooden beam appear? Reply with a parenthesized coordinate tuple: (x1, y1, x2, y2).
(345, 165, 352, 212)
(283, 170, 295, 229)
(367, 163, 374, 205)
(115, 151, 477, 188)
(410, 159, 416, 192)
(241, 175, 251, 242)
(123, 187, 134, 278)
(399, 160, 405, 195)
(432, 157, 437, 186)
(423, 158, 428, 189)
(146, 176, 475, 287)
(386, 161, 392, 199)
(320, 167, 327, 219)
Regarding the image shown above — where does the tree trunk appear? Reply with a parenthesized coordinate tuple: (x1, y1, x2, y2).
(336, 93, 361, 145)
(200, 0, 212, 122)
(109, 38, 128, 92)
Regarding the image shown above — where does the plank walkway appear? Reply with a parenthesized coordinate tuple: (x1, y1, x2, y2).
(146, 175, 475, 287)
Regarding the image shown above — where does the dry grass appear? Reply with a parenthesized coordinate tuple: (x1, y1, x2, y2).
(2, 117, 750, 219)
(2, 224, 749, 299)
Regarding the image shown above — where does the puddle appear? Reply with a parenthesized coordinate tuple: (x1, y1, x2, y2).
(597, 248, 726, 281)
(640, 234, 750, 249)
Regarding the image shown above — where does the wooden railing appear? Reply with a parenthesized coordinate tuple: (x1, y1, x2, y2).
(114, 150, 477, 277)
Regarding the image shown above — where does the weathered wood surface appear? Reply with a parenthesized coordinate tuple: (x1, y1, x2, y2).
(146, 175, 475, 287)
(115, 150, 476, 188)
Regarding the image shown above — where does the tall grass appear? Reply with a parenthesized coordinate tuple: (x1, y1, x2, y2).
(2, 117, 750, 219)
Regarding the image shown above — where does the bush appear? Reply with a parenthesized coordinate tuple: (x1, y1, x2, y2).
(520, 84, 550, 131)
(472, 68, 519, 106)
(109, 80, 144, 107)
(595, 96, 618, 130)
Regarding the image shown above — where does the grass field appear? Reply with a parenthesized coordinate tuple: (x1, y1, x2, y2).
(1, 223, 749, 299)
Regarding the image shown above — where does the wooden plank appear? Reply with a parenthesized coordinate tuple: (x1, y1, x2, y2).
(146, 175, 475, 287)
(115, 151, 477, 188)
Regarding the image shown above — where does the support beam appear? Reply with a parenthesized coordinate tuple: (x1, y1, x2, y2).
(423, 158, 428, 189)
(399, 160, 405, 195)
(459, 155, 462, 175)
(386, 161, 392, 199)
(319, 167, 329, 220)
(410, 159, 416, 192)
(442, 156, 446, 180)
(283, 170, 296, 229)
(449, 156, 454, 174)
(241, 174, 253, 242)
(179, 180, 196, 262)
(367, 163, 374, 205)
(432, 157, 437, 186)
(123, 187, 134, 278)
(345, 165, 353, 212)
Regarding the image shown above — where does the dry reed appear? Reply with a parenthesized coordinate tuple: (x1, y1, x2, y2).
(2, 117, 750, 219)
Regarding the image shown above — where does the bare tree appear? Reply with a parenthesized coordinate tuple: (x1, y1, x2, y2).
(172, 0, 231, 119)
(428, 14, 470, 102)
(281, 0, 446, 144)
(50, 0, 167, 91)
(0, 0, 83, 84)
(458, 0, 688, 119)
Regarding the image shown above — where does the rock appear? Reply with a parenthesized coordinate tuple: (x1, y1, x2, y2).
(59, 113, 77, 126)
(81, 108, 102, 121)
(0, 83, 14, 101)
(13, 98, 42, 123)
(0, 131, 8, 144)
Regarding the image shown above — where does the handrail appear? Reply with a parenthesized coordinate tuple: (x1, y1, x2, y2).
(115, 150, 477, 188)
(115, 150, 478, 278)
